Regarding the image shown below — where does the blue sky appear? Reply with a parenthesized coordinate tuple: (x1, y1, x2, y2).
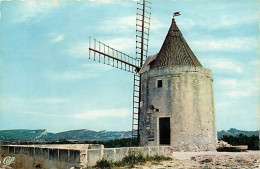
(0, 0, 259, 133)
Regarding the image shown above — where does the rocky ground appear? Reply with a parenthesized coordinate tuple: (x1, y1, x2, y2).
(135, 151, 260, 169)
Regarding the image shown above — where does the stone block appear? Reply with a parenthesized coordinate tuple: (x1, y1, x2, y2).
(28, 147, 35, 157)
(69, 150, 80, 163)
(21, 147, 29, 155)
(14, 147, 22, 154)
(103, 148, 115, 161)
(80, 150, 87, 166)
(42, 148, 49, 160)
(114, 148, 128, 162)
(128, 147, 149, 156)
(88, 144, 104, 149)
(162, 146, 173, 157)
(158, 146, 166, 156)
(59, 149, 69, 162)
(149, 146, 159, 156)
(1, 146, 8, 153)
(35, 148, 42, 158)
(86, 149, 102, 166)
(49, 149, 58, 161)
(9, 147, 14, 154)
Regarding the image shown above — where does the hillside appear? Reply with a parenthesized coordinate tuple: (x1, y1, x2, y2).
(0, 129, 48, 141)
(0, 129, 131, 141)
(0, 128, 258, 141)
(43, 129, 132, 141)
(217, 128, 259, 139)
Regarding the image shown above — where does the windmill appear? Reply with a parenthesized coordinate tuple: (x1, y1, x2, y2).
(88, 0, 152, 142)
(89, 1, 217, 151)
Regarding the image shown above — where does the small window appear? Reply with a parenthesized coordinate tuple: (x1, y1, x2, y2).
(157, 80, 162, 88)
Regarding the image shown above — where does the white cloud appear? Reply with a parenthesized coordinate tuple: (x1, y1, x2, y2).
(216, 78, 258, 98)
(88, 0, 139, 2)
(178, 18, 196, 29)
(99, 15, 136, 34)
(12, 1, 60, 23)
(47, 70, 98, 80)
(23, 111, 62, 118)
(67, 42, 89, 58)
(88, 0, 121, 4)
(82, 63, 112, 71)
(35, 98, 68, 104)
(1, 96, 69, 114)
(179, 13, 258, 31)
(51, 34, 64, 43)
(71, 108, 130, 119)
(100, 15, 165, 35)
(94, 15, 166, 55)
(250, 60, 260, 74)
(22, 108, 130, 120)
(191, 37, 257, 52)
(201, 58, 243, 74)
(2, 96, 27, 111)
(104, 37, 135, 52)
(24, 111, 51, 116)
(150, 17, 168, 31)
(215, 101, 231, 109)
(45, 64, 113, 82)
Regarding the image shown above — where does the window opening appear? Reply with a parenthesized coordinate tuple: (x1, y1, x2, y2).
(157, 80, 162, 88)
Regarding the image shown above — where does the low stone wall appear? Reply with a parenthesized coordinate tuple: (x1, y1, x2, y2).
(87, 146, 173, 166)
(2, 144, 103, 150)
(0, 144, 101, 167)
(1, 145, 173, 167)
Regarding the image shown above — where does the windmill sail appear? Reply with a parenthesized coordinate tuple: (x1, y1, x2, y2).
(88, 0, 152, 143)
(132, 0, 152, 141)
(89, 37, 141, 73)
(136, 0, 151, 66)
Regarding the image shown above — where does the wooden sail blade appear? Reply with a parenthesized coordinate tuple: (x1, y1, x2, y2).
(132, 0, 152, 142)
(89, 37, 141, 73)
(135, 0, 151, 66)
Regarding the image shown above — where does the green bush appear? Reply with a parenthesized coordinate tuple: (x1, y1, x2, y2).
(95, 158, 113, 169)
(82, 138, 139, 148)
(114, 153, 146, 167)
(221, 134, 259, 150)
(95, 154, 172, 168)
(148, 154, 172, 162)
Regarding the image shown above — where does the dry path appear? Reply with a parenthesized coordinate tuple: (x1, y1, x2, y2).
(135, 151, 260, 169)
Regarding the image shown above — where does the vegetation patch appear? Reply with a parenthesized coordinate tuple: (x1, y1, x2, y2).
(95, 154, 171, 168)
(46, 138, 139, 148)
(220, 134, 259, 150)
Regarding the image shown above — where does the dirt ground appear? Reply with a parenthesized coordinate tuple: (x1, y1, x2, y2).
(135, 151, 260, 169)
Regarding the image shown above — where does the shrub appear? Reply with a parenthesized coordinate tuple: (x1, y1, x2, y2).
(148, 154, 172, 162)
(95, 158, 113, 169)
(221, 134, 259, 150)
(115, 153, 146, 167)
(96, 154, 172, 168)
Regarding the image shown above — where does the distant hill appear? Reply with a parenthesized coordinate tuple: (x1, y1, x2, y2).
(217, 128, 259, 139)
(0, 129, 48, 141)
(0, 129, 131, 141)
(0, 128, 258, 141)
(44, 129, 132, 141)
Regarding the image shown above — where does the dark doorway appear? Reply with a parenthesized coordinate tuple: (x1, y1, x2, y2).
(159, 117, 170, 145)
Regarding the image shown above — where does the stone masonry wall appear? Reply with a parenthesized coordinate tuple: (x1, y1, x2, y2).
(1, 145, 173, 167)
(140, 66, 217, 151)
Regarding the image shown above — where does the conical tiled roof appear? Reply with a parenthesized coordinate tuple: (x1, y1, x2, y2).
(150, 18, 202, 69)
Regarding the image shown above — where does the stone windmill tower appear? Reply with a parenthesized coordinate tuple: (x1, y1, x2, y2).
(89, 1, 217, 151)
(139, 13, 217, 151)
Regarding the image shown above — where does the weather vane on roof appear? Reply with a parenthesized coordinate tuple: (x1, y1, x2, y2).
(173, 11, 181, 17)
